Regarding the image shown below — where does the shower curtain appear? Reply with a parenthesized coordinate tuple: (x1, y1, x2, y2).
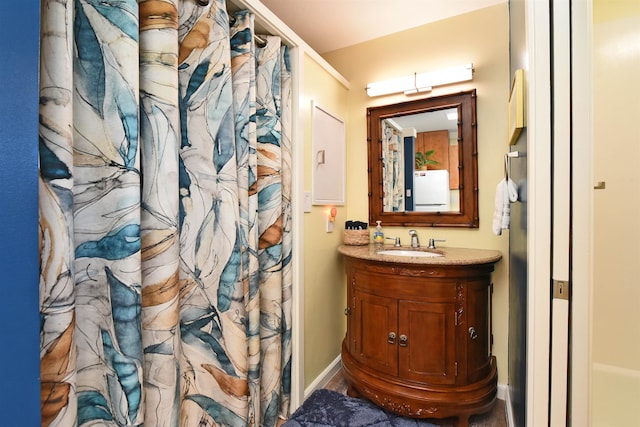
(38, 1, 292, 426)
(381, 120, 404, 212)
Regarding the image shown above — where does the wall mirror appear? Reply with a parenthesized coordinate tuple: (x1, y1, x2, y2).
(367, 89, 478, 227)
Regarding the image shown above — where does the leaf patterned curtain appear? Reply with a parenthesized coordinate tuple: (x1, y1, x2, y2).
(38, 1, 293, 426)
(381, 120, 404, 212)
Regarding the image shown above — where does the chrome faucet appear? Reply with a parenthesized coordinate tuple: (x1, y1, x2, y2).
(408, 230, 420, 248)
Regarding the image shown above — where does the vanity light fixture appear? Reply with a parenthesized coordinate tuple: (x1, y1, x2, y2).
(366, 63, 474, 97)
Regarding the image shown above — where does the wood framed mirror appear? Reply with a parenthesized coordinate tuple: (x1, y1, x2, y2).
(367, 89, 478, 227)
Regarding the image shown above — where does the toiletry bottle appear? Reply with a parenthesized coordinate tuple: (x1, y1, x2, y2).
(373, 220, 384, 246)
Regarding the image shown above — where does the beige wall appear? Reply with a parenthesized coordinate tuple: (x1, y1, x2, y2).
(322, 4, 511, 383)
(301, 54, 349, 388)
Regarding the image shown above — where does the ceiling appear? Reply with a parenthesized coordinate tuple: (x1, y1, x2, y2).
(258, 0, 507, 54)
(392, 108, 458, 134)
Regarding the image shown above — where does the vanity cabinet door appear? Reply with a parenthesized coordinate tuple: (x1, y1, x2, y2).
(345, 269, 355, 355)
(352, 290, 398, 377)
(464, 280, 492, 384)
(398, 300, 457, 385)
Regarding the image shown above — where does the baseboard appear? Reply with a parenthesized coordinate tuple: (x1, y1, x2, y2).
(303, 355, 342, 399)
(502, 384, 515, 427)
(497, 382, 506, 400)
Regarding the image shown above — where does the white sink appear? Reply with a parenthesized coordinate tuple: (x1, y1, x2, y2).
(377, 249, 443, 258)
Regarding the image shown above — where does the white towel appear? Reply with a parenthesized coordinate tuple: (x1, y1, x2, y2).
(492, 178, 518, 236)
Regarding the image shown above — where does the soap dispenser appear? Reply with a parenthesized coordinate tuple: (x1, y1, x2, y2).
(373, 220, 385, 247)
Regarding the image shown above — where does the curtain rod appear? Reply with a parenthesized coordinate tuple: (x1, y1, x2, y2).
(254, 34, 266, 46)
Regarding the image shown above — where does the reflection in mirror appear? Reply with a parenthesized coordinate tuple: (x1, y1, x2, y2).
(381, 107, 459, 213)
(368, 90, 478, 227)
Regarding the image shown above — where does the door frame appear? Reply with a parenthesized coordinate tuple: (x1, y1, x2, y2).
(526, 0, 553, 424)
(569, 0, 593, 425)
(550, 0, 572, 423)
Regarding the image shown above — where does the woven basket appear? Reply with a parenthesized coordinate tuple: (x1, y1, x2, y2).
(344, 229, 370, 246)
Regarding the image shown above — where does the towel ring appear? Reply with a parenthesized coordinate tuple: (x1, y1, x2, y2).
(503, 154, 510, 180)
(504, 151, 522, 179)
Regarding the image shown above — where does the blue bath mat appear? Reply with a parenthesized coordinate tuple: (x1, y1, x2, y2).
(284, 389, 438, 427)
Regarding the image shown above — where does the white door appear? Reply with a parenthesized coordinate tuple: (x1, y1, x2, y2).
(526, 0, 573, 424)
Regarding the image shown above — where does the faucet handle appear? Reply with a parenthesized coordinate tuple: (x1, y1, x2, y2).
(386, 236, 401, 247)
(428, 238, 446, 249)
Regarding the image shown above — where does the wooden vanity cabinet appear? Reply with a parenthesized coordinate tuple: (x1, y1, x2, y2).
(341, 255, 498, 426)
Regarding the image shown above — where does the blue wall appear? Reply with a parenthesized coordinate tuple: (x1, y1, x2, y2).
(0, 3, 41, 424)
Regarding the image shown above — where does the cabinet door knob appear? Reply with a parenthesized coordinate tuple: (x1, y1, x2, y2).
(469, 327, 478, 340)
(399, 334, 408, 347)
(387, 332, 396, 344)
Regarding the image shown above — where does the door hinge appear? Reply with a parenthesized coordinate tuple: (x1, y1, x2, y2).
(455, 362, 458, 377)
(553, 279, 570, 300)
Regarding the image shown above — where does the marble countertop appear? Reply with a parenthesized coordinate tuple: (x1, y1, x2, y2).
(338, 244, 502, 266)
